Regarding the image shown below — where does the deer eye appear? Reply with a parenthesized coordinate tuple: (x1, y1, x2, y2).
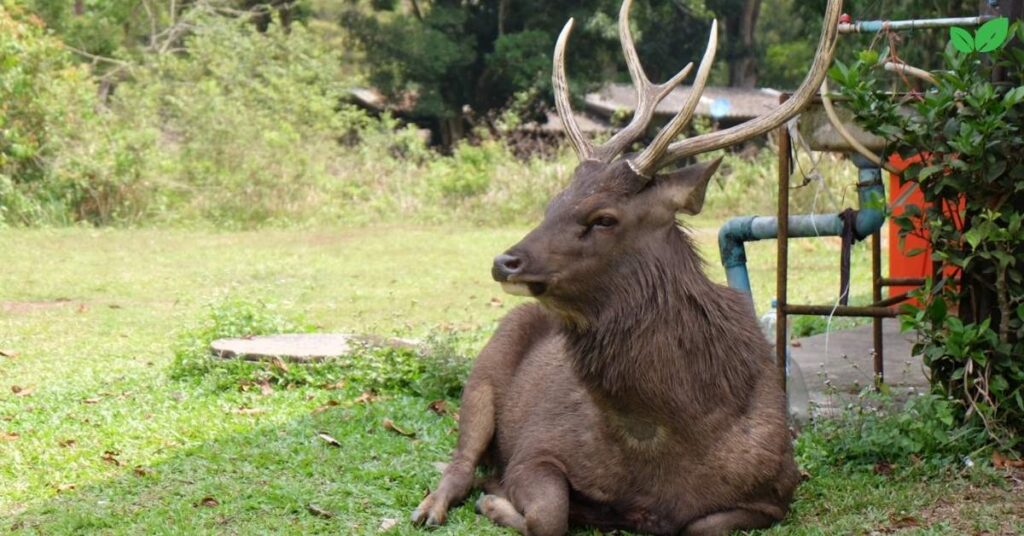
(589, 215, 619, 230)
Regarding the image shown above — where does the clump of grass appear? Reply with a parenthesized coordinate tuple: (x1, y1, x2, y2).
(797, 391, 990, 474)
(170, 297, 475, 398)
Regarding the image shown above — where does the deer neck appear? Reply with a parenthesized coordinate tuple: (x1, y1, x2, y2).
(563, 227, 758, 421)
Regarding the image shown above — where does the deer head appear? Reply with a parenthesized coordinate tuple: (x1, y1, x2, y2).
(493, 0, 841, 319)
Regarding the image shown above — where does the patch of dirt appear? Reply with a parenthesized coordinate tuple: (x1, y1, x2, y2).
(0, 300, 75, 314)
(876, 470, 1024, 535)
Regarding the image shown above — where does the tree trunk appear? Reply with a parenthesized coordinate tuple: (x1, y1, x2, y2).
(722, 0, 761, 88)
(440, 116, 466, 150)
(498, 0, 510, 36)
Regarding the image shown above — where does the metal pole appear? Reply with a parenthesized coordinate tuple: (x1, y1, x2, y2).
(786, 304, 898, 318)
(838, 15, 993, 33)
(776, 124, 790, 394)
(872, 230, 884, 386)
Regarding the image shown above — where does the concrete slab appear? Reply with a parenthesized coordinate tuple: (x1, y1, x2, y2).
(787, 318, 930, 417)
(210, 333, 420, 363)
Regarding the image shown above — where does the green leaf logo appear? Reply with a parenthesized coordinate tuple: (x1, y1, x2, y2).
(949, 18, 1009, 53)
(976, 17, 1009, 52)
(950, 27, 975, 53)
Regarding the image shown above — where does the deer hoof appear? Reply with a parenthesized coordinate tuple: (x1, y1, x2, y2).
(411, 494, 447, 527)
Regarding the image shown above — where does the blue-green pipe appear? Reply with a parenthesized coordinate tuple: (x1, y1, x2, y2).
(719, 155, 886, 302)
(838, 15, 992, 34)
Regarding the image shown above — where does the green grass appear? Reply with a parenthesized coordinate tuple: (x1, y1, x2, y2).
(1, 225, 1019, 534)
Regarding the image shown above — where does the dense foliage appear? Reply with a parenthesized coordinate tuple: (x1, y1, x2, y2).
(831, 25, 1024, 448)
(341, 0, 719, 144)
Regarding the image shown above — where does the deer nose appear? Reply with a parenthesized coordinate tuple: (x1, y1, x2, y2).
(492, 253, 524, 281)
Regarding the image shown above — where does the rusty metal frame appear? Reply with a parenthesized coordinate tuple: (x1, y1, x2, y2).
(775, 124, 925, 391)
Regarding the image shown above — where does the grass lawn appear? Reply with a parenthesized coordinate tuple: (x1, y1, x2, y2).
(1, 224, 1020, 534)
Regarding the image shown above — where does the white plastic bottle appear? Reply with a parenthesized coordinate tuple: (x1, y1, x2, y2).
(760, 299, 810, 424)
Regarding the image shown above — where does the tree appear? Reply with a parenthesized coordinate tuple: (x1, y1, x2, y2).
(342, 0, 716, 147)
(706, 0, 762, 87)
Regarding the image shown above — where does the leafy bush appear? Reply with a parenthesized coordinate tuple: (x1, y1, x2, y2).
(832, 28, 1024, 448)
(0, 6, 112, 224)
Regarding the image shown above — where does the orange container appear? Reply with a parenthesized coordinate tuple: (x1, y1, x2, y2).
(887, 153, 963, 299)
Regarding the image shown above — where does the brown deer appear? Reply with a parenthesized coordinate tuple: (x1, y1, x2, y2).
(412, 1, 841, 534)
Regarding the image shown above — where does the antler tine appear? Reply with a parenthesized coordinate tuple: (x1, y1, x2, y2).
(656, 0, 843, 169)
(630, 20, 717, 178)
(593, 0, 694, 162)
(553, 18, 596, 162)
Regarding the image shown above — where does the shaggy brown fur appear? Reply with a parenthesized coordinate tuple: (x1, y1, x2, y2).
(411, 158, 800, 535)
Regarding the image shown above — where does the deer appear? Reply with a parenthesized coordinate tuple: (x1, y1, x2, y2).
(411, 1, 841, 534)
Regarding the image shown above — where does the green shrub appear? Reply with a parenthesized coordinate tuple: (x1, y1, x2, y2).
(833, 31, 1024, 447)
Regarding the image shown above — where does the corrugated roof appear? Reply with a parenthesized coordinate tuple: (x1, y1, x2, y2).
(585, 83, 782, 121)
(530, 110, 609, 135)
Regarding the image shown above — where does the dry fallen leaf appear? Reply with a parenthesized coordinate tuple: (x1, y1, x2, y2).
(258, 380, 274, 397)
(0, 349, 18, 358)
(887, 514, 920, 529)
(427, 400, 449, 416)
(101, 450, 122, 466)
(133, 466, 154, 477)
(1, 431, 19, 441)
(489, 297, 503, 308)
(317, 431, 342, 447)
(82, 397, 103, 405)
(58, 438, 76, 448)
(196, 496, 220, 508)
(231, 407, 267, 416)
(312, 400, 340, 415)
(790, 340, 803, 348)
(383, 419, 415, 438)
(11, 385, 35, 397)
(872, 462, 894, 477)
(77, 304, 88, 313)
(271, 357, 290, 374)
(55, 483, 76, 493)
(323, 380, 345, 390)
(307, 503, 335, 519)
(993, 451, 1024, 469)
(378, 518, 398, 532)
(353, 391, 378, 405)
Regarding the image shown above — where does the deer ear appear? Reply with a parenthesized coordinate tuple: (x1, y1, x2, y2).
(655, 157, 722, 215)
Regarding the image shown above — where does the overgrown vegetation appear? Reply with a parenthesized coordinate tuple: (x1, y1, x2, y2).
(1, 1, 867, 228)
(832, 25, 1024, 449)
(171, 298, 474, 400)
(799, 391, 989, 473)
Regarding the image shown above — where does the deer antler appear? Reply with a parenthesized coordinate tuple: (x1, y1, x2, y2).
(553, 18, 595, 162)
(553, 0, 694, 164)
(552, 0, 843, 177)
(654, 0, 843, 170)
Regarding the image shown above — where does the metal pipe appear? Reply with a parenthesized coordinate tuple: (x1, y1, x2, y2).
(873, 289, 917, 308)
(719, 155, 886, 303)
(880, 277, 927, 287)
(872, 230, 884, 385)
(776, 124, 790, 394)
(838, 15, 993, 34)
(784, 304, 898, 317)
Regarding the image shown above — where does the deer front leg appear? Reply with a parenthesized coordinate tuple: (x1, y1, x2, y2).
(411, 382, 495, 526)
